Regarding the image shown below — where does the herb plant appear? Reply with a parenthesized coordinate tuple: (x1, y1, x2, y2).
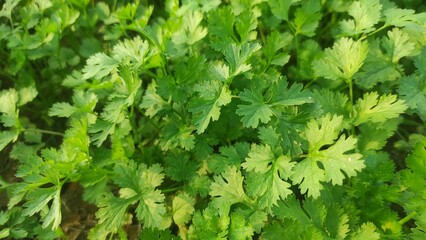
(0, 0, 425, 239)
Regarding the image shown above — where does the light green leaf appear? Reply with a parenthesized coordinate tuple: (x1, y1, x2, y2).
(82, 53, 119, 80)
(172, 193, 195, 226)
(312, 37, 368, 81)
(210, 166, 251, 214)
(351, 222, 381, 240)
(223, 42, 261, 77)
(189, 82, 232, 134)
(17, 86, 38, 106)
(172, 10, 207, 45)
(339, 0, 382, 36)
(268, 0, 300, 21)
(293, 0, 322, 37)
(0, 130, 19, 152)
(382, 28, 415, 63)
(139, 81, 168, 118)
(353, 92, 407, 125)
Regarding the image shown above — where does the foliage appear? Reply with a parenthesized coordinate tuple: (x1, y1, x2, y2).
(1, 0, 425, 239)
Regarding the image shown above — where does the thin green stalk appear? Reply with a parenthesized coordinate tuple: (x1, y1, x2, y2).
(399, 211, 417, 225)
(26, 128, 64, 137)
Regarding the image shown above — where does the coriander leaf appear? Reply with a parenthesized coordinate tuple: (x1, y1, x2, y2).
(263, 31, 292, 66)
(48, 102, 78, 118)
(159, 122, 195, 151)
(339, 0, 382, 36)
(398, 76, 426, 120)
(312, 37, 368, 81)
(351, 222, 381, 240)
(292, 0, 322, 37)
(384, 8, 426, 27)
(172, 10, 207, 45)
(112, 36, 151, 69)
(22, 186, 62, 229)
(228, 211, 255, 240)
(236, 89, 274, 128)
(187, 207, 228, 239)
(209, 166, 252, 214)
(0, 89, 18, 127)
(17, 86, 38, 106)
(354, 39, 402, 89)
(291, 115, 364, 198)
(96, 193, 135, 233)
(188, 82, 232, 134)
(208, 7, 237, 51)
(0, 0, 20, 21)
(353, 92, 407, 126)
(165, 151, 197, 182)
(82, 53, 119, 80)
(235, 9, 258, 43)
(208, 142, 250, 174)
(313, 89, 349, 117)
(140, 81, 168, 118)
(320, 136, 364, 185)
(382, 28, 415, 63)
(243, 144, 294, 212)
(223, 42, 261, 77)
(258, 126, 281, 146)
(237, 77, 313, 128)
(305, 114, 343, 152)
(290, 158, 325, 198)
(172, 193, 195, 226)
(0, 130, 19, 152)
(268, 0, 300, 21)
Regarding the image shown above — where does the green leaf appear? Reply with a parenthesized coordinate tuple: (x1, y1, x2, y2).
(236, 89, 274, 128)
(209, 166, 252, 214)
(291, 115, 364, 198)
(399, 76, 426, 120)
(48, 102, 78, 118)
(312, 37, 368, 81)
(112, 36, 151, 69)
(351, 222, 381, 240)
(223, 42, 261, 77)
(188, 82, 232, 134)
(208, 7, 237, 51)
(140, 81, 168, 118)
(268, 0, 300, 21)
(384, 8, 426, 27)
(382, 28, 415, 63)
(188, 207, 228, 239)
(243, 144, 294, 212)
(22, 186, 62, 229)
(237, 77, 313, 128)
(339, 0, 382, 36)
(82, 53, 119, 80)
(172, 10, 207, 45)
(292, 0, 322, 37)
(263, 31, 292, 66)
(353, 92, 407, 126)
(0, 89, 18, 127)
(0, 130, 19, 152)
(235, 9, 258, 43)
(354, 39, 402, 89)
(17, 86, 38, 106)
(96, 193, 135, 233)
(228, 211, 255, 240)
(172, 193, 195, 226)
(0, 0, 21, 20)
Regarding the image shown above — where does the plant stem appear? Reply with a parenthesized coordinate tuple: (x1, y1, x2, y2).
(162, 186, 182, 193)
(399, 211, 417, 225)
(26, 128, 64, 137)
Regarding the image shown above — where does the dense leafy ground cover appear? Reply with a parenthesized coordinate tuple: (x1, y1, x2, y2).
(1, 0, 426, 239)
